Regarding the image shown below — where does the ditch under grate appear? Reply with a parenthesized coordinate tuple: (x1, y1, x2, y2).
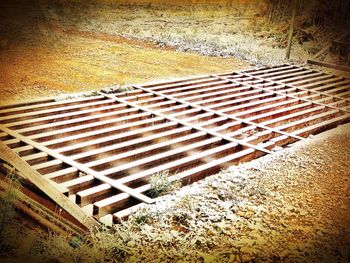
(0, 64, 349, 227)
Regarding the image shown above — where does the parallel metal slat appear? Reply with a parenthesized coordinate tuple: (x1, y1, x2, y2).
(0, 64, 348, 224)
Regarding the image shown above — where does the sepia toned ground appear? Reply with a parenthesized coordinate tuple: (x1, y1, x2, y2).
(0, 1, 349, 262)
(1, 34, 248, 105)
(0, 1, 250, 105)
(1, 1, 347, 105)
(0, 26, 248, 105)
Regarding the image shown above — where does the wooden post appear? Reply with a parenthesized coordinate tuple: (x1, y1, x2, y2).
(0, 141, 99, 229)
(285, 0, 298, 59)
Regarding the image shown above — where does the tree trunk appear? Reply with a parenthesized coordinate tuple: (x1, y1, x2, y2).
(285, 0, 298, 59)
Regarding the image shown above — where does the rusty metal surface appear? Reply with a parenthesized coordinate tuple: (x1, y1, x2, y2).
(0, 64, 349, 225)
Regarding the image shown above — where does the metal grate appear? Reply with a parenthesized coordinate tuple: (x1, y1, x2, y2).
(0, 64, 349, 225)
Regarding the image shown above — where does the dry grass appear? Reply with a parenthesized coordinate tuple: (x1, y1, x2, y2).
(0, 167, 23, 255)
(40, 2, 342, 66)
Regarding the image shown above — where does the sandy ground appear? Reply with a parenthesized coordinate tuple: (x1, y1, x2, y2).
(4, 31, 251, 106)
(0, 30, 247, 106)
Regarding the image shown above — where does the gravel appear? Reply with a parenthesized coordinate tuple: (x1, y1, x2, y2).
(118, 123, 350, 262)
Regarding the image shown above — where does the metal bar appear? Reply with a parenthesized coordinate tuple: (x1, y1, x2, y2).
(212, 74, 350, 114)
(0, 125, 155, 204)
(131, 85, 304, 141)
(241, 65, 350, 103)
(100, 92, 272, 155)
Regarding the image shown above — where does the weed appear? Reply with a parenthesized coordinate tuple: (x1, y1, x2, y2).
(148, 170, 171, 198)
(54, 91, 100, 101)
(0, 166, 22, 253)
(130, 207, 152, 225)
(101, 85, 133, 94)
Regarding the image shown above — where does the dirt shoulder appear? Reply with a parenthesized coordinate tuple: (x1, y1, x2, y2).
(114, 123, 350, 262)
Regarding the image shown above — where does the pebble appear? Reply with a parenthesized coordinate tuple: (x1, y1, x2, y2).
(240, 254, 253, 262)
(127, 240, 136, 247)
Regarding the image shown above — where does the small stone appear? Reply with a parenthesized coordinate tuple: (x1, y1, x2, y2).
(237, 210, 246, 217)
(316, 230, 323, 237)
(295, 226, 312, 233)
(238, 210, 254, 219)
(241, 254, 253, 262)
(340, 204, 347, 210)
(299, 210, 308, 216)
(279, 249, 291, 258)
(273, 146, 283, 152)
(236, 210, 253, 219)
(228, 255, 236, 262)
(127, 240, 136, 247)
(240, 246, 254, 254)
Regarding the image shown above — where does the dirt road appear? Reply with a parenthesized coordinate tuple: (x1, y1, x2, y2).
(0, 19, 248, 105)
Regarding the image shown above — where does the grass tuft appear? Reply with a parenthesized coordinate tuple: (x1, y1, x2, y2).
(148, 170, 172, 198)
